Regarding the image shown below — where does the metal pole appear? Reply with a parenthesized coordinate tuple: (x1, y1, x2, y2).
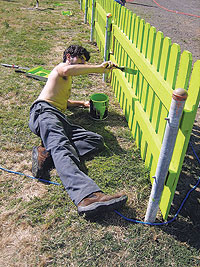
(103, 13, 112, 82)
(145, 88, 188, 223)
(84, 0, 88, 24)
(90, 0, 96, 42)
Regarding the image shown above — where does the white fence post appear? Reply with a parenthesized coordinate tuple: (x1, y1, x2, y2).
(145, 88, 188, 223)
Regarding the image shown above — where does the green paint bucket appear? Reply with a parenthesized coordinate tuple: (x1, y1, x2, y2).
(90, 93, 109, 120)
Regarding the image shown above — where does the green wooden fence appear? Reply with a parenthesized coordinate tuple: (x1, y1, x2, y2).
(80, 0, 200, 219)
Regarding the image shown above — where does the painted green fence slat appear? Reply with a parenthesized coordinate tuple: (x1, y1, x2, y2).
(140, 22, 151, 112)
(159, 37, 171, 80)
(142, 22, 150, 58)
(95, 21, 105, 56)
(112, 2, 118, 25)
(117, 5, 122, 28)
(147, 26, 156, 64)
(133, 16, 140, 47)
(157, 104, 168, 142)
(130, 13, 137, 44)
(123, 7, 127, 34)
(166, 43, 181, 89)
(127, 10, 133, 40)
(153, 31, 164, 71)
(175, 51, 192, 90)
(182, 60, 200, 122)
(138, 19, 145, 52)
(119, 6, 124, 30)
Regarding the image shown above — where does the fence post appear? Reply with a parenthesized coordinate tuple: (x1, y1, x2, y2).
(145, 88, 188, 223)
(84, 0, 88, 24)
(80, 0, 82, 10)
(103, 13, 112, 82)
(90, 0, 96, 42)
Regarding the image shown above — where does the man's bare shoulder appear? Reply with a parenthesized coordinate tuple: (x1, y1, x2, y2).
(55, 62, 70, 77)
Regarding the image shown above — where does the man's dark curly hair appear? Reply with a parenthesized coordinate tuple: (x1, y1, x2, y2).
(63, 45, 90, 63)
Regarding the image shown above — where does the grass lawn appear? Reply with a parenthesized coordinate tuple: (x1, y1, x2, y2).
(0, 0, 199, 266)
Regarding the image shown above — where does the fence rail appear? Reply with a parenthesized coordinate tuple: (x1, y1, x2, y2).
(80, 0, 200, 220)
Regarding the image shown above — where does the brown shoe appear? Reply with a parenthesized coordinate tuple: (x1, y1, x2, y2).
(32, 146, 54, 179)
(77, 192, 128, 217)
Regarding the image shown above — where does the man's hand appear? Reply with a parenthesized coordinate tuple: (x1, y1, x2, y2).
(82, 100, 90, 108)
(101, 61, 117, 74)
(67, 100, 90, 108)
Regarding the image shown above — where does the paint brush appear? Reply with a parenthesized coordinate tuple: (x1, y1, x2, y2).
(115, 66, 137, 75)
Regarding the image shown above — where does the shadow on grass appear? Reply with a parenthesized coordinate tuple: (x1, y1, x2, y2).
(67, 108, 129, 155)
(83, 205, 138, 227)
(162, 122, 200, 250)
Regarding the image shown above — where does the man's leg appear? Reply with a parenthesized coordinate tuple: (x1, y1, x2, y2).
(38, 112, 103, 205)
(69, 124, 104, 159)
(29, 102, 127, 217)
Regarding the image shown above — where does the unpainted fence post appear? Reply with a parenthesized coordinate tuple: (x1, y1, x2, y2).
(145, 88, 188, 223)
(90, 0, 96, 42)
(103, 13, 112, 82)
(84, 0, 88, 24)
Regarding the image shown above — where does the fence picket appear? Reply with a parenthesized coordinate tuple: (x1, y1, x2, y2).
(175, 51, 192, 90)
(142, 23, 150, 58)
(140, 22, 151, 110)
(116, 5, 122, 28)
(138, 19, 145, 52)
(145, 85, 154, 121)
(127, 10, 133, 40)
(157, 104, 168, 142)
(133, 16, 140, 47)
(166, 43, 181, 89)
(151, 94, 161, 133)
(122, 7, 128, 33)
(183, 60, 200, 116)
(153, 31, 164, 71)
(113, 2, 118, 25)
(159, 37, 171, 80)
(147, 26, 156, 64)
(130, 13, 136, 44)
(119, 6, 125, 30)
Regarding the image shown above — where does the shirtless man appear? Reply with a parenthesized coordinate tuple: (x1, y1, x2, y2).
(29, 45, 127, 218)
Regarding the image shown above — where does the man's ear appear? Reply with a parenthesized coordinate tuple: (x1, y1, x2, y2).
(66, 53, 71, 62)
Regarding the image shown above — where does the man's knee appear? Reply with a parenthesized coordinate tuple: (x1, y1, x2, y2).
(97, 134, 104, 149)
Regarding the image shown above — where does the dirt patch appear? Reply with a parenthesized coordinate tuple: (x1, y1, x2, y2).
(0, 206, 42, 267)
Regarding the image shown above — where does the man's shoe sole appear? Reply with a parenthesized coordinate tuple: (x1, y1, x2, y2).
(77, 195, 128, 217)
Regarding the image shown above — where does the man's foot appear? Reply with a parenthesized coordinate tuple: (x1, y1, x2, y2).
(77, 192, 128, 218)
(32, 146, 54, 179)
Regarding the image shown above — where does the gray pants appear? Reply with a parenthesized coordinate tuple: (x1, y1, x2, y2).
(29, 101, 103, 205)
